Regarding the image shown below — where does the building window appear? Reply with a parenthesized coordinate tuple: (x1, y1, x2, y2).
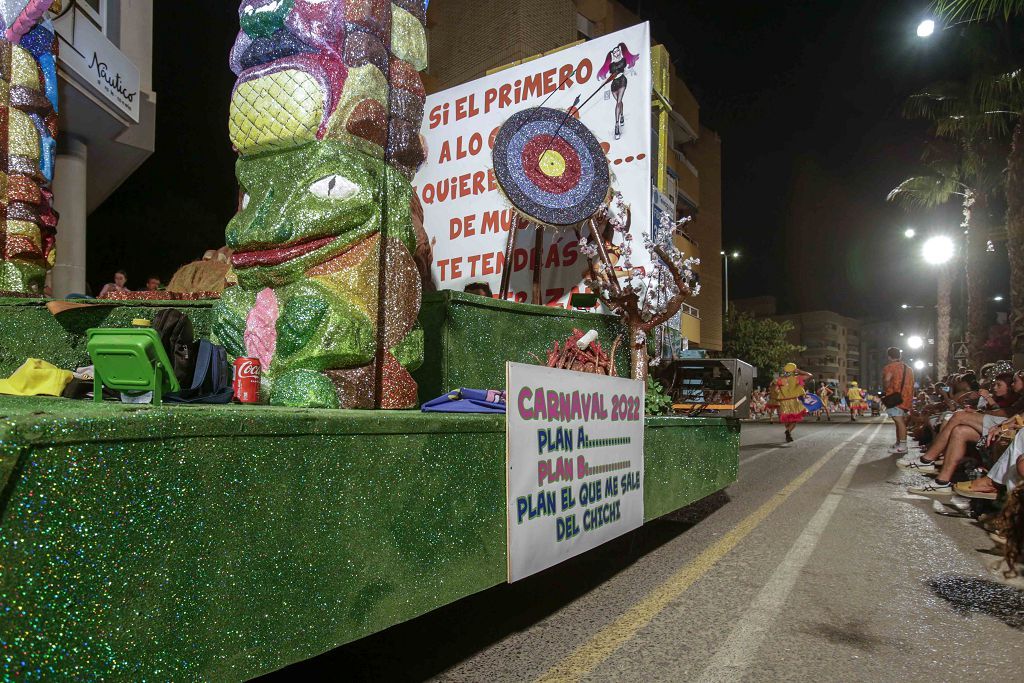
(78, 0, 107, 30)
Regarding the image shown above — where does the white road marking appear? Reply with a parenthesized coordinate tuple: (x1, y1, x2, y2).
(694, 422, 885, 683)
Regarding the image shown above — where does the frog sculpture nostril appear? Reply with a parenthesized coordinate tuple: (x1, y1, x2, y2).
(213, 0, 429, 410)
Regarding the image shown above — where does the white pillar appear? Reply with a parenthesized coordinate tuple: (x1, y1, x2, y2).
(51, 137, 88, 297)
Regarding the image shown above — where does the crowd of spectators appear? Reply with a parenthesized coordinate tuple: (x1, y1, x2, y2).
(893, 358, 1024, 579)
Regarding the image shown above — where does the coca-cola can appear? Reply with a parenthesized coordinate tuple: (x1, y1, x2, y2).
(233, 357, 261, 404)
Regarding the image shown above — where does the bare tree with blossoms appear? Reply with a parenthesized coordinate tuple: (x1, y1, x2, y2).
(577, 192, 701, 380)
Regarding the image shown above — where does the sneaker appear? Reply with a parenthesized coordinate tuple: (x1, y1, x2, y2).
(614, 123, 621, 140)
(897, 457, 937, 473)
(889, 443, 908, 455)
(908, 481, 954, 497)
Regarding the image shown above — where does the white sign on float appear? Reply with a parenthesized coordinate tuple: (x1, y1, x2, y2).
(415, 24, 653, 307)
(506, 362, 645, 582)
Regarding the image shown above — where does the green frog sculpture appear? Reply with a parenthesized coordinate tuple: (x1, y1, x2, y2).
(213, 0, 428, 408)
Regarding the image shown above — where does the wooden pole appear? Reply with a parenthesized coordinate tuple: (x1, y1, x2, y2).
(532, 224, 544, 305)
(589, 217, 620, 296)
(499, 215, 520, 300)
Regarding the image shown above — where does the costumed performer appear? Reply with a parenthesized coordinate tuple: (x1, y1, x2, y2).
(847, 381, 868, 422)
(816, 377, 833, 422)
(775, 362, 812, 442)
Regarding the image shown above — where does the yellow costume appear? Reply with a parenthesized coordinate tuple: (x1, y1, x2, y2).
(847, 382, 868, 414)
(774, 363, 807, 424)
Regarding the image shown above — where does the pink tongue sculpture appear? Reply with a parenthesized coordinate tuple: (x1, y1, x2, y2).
(244, 288, 280, 373)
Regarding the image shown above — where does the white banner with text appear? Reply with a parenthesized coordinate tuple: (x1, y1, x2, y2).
(507, 362, 645, 582)
(415, 24, 652, 307)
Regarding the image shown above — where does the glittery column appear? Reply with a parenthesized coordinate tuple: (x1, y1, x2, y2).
(0, 2, 59, 295)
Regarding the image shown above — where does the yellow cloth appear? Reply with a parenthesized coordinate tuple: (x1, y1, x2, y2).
(0, 358, 73, 397)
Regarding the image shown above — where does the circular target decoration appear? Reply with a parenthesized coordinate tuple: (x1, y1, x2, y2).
(492, 107, 610, 227)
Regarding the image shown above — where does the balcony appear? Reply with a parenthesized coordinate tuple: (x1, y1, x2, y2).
(804, 326, 840, 340)
(681, 307, 701, 345)
(667, 152, 700, 207)
(673, 232, 700, 264)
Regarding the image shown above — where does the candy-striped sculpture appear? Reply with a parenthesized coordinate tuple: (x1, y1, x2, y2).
(213, 0, 428, 409)
(0, 0, 59, 295)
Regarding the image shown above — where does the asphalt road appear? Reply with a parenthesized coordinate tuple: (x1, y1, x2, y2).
(264, 419, 1024, 682)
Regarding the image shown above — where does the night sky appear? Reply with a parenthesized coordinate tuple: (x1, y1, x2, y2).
(89, 1, 1011, 322)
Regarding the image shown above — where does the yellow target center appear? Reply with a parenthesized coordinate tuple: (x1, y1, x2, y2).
(539, 150, 567, 178)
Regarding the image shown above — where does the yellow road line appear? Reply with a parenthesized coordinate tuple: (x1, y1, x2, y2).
(535, 424, 872, 683)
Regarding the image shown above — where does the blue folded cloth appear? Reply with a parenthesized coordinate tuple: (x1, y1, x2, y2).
(421, 388, 506, 414)
(801, 394, 823, 412)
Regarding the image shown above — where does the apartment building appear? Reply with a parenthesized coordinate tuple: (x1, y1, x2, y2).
(732, 297, 862, 386)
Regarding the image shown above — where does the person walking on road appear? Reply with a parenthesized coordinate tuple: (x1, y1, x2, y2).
(816, 377, 833, 422)
(882, 347, 914, 455)
(774, 362, 812, 443)
(847, 381, 868, 422)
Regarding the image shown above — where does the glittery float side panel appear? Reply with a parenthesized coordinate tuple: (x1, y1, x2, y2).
(0, 300, 214, 376)
(644, 416, 740, 520)
(413, 290, 632, 404)
(0, 398, 737, 681)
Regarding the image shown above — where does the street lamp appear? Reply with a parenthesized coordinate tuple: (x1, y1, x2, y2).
(922, 235, 955, 265)
(721, 250, 739, 316)
(994, 295, 1004, 302)
(914, 359, 926, 371)
(901, 303, 909, 309)
(917, 19, 935, 37)
(907, 335, 924, 350)
(904, 228, 916, 238)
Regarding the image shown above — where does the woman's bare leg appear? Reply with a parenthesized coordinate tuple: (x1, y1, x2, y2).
(935, 424, 982, 482)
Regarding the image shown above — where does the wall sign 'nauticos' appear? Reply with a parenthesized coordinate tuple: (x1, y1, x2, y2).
(88, 52, 137, 105)
(53, 7, 141, 122)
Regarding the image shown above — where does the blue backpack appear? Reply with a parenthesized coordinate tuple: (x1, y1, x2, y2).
(165, 340, 234, 404)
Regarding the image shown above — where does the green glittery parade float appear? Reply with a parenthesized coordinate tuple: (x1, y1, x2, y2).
(0, 5, 743, 680)
(212, 0, 428, 409)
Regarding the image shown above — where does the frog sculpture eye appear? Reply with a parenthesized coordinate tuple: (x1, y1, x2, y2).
(309, 174, 358, 200)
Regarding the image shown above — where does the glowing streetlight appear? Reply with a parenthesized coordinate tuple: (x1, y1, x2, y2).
(917, 19, 935, 37)
(901, 303, 909, 309)
(907, 335, 924, 350)
(994, 295, 1004, 302)
(899, 332, 905, 337)
(914, 359, 926, 371)
(922, 235, 955, 265)
(904, 228, 916, 238)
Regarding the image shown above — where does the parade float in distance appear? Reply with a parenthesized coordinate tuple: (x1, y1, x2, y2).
(0, 4, 738, 679)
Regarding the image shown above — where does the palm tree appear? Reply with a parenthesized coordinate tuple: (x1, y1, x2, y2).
(930, 1, 1024, 365)
(888, 141, 1004, 370)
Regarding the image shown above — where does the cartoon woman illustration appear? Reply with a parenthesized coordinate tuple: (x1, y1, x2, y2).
(597, 42, 640, 140)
